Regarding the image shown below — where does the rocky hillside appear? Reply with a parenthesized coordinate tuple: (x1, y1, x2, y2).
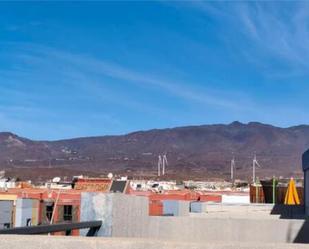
(0, 122, 308, 181)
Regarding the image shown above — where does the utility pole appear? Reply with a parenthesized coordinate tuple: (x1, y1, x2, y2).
(272, 176, 276, 204)
(50, 189, 61, 225)
(231, 156, 235, 183)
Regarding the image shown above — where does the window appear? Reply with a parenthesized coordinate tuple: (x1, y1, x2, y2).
(46, 204, 54, 221)
(3, 223, 10, 229)
(63, 205, 73, 221)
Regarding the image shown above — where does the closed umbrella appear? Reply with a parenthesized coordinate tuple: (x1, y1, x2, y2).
(284, 178, 300, 205)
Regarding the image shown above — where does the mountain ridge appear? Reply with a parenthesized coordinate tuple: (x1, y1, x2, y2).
(0, 121, 308, 181)
(3, 121, 308, 142)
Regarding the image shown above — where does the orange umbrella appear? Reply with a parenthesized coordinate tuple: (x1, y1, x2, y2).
(284, 178, 300, 205)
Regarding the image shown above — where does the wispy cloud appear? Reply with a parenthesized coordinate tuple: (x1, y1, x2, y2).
(10, 43, 253, 111)
(185, 2, 309, 78)
(2, 21, 43, 32)
(0, 41, 261, 139)
(2, 3, 309, 139)
(237, 3, 309, 66)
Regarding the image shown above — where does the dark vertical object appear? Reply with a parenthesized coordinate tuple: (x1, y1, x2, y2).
(273, 177, 276, 204)
(302, 150, 309, 213)
(86, 226, 100, 237)
(63, 205, 73, 221)
(294, 220, 309, 243)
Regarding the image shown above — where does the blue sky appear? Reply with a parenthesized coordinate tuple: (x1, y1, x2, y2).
(1, 1, 309, 140)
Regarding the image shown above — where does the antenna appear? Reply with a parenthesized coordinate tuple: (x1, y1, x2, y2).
(52, 177, 61, 183)
(252, 153, 261, 183)
(162, 154, 168, 176)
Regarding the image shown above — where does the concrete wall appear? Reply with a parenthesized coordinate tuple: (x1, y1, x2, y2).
(190, 202, 274, 214)
(80, 192, 113, 236)
(15, 198, 39, 227)
(0, 236, 308, 249)
(202, 203, 275, 214)
(79, 193, 308, 243)
(0, 200, 13, 229)
(114, 215, 307, 243)
(109, 201, 307, 243)
(80, 193, 148, 237)
(189, 203, 305, 219)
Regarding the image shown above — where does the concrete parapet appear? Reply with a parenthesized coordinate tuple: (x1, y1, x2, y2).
(78, 194, 308, 243)
(115, 215, 308, 243)
(0, 236, 308, 249)
(190, 203, 305, 219)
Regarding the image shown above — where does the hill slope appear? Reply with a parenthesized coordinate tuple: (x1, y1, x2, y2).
(0, 122, 308, 180)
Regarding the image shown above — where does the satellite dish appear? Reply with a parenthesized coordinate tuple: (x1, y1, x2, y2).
(52, 177, 61, 183)
(107, 173, 113, 179)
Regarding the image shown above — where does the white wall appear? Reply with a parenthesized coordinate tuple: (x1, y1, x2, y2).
(15, 199, 39, 227)
(222, 195, 250, 204)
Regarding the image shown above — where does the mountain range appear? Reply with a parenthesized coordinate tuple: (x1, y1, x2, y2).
(0, 121, 308, 181)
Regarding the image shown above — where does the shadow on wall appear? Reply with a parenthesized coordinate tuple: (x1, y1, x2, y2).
(270, 204, 305, 220)
(294, 220, 309, 243)
(270, 204, 309, 243)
